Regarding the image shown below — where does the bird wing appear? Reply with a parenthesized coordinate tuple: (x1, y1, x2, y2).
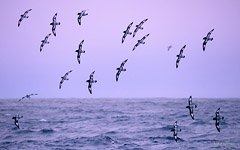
(133, 27, 138, 37)
(52, 26, 56, 36)
(139, 18, 148, 26)
(207, 29, 214, 36)
(30, 93, 38, 96)
(121, 59, 128, 67)
(53, 13, 57, 22)
(77, 54, 81, 64)
(176, 58, 180, 68)
(40, 43, 44, 52)
(88, 83, 92, 94)
(90, 71, 95, 78)
(127, 22, 133, 30)
(18, 97, 25, 102)
(180, 45, 186, 53)
(141, 33, 150, 41)
(46, 33, 51, 39)
(116, 71, 121, 81)
(122, 33, 127, 43)
(26, 9, 32, 14)
(65, 70, 73, 77)
(79, 40, 84, 50)
(59, 79, 64, 89)
(132, 43, 138, 51)
(202, 41, 206, 51)
(18, 18, 22, 27)
(78, 15, 82, 25)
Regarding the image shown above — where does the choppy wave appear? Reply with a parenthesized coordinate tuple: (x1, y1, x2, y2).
(0, 98, 240, 149)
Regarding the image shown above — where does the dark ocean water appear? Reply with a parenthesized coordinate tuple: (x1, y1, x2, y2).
(0, 98, 240, 150)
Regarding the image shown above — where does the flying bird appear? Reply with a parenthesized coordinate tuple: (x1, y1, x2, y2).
(132, 34, 150, 51)
(18, 93, 38, 102)
(18, 9, 32, 27)
(133, 18, 148, 37)
(170, 121, 181, 142)
(122, 22, 133, 43)
(75, 40, 85, 64)
(77, 10, 88, 25)
(116, 59, 128, 81)
(12, 114, 23, 129)
(50, 13, 60, 36)
(167, 45, 172, 51)
(186, 96, 197, 120)
(86, 71, 97, 94)
(40, 33, 51, 52)
(176, 45, 186, 68)
(203, 29, 214, 51)
(213, 108, 224, 132)
(59, 70, 73, 89)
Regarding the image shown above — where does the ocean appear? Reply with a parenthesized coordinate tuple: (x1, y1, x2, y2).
(0, 98, 240, 150)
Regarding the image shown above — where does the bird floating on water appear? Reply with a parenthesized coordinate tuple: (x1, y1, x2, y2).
(203, 29, 214, 51)
(18, 9, 32, 27)
(50, 13, 60, 36)
(59, 70, 73, 89)
(176, 45, 186, 68)
(133, 18, 148, 37)
(116, 59, 128, 82)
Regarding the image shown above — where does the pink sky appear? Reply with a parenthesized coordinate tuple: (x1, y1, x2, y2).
(0, 0, 240, 98)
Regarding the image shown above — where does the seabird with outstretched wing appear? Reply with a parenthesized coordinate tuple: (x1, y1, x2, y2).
(50, 13, 60, 36)
(203, 29, 214, 51)
(116, 59, 128, 81)
(170, 121, 181, 142)
(213, 107, 224, 132)
(122, 22, 133, 43)
(75, 40, 85, 64)
(18, 9, 32, 27)
(77, 10, 88, 25)
(186, 96, 197, 120)
(86, 71, 97, 94)
(18, 93, 38, 102)
(133, 18, 148, 37)
(59, 70, 73, 89)
(132, 33, 150, 51)
(176, 45, 186, 68)
(40, 33, 51, 52)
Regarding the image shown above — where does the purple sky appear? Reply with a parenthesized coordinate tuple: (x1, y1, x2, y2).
(0, 1, 240, 98)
